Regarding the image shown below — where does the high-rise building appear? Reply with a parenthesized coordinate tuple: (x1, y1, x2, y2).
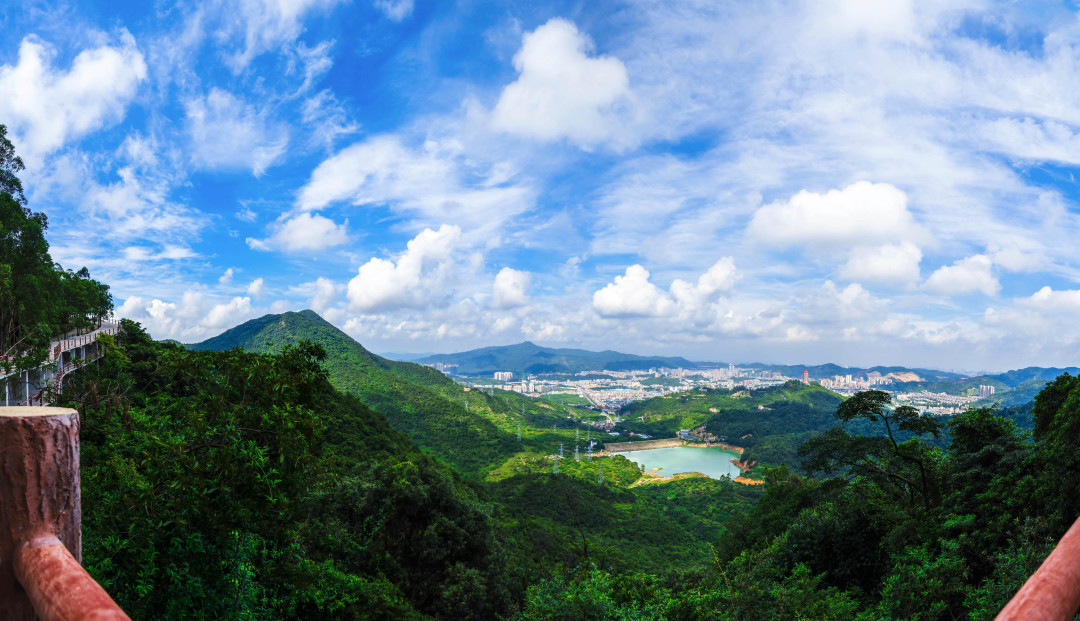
(494, 371, 513, 381)
(979, 385, 996, 398)
(802, 370, 809, 385)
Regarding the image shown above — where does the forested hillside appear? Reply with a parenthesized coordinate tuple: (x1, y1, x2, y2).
(190, 310, 522, 473)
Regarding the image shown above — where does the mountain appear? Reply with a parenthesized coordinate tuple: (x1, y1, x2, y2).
(986, 366, 1080, 388)
(416, 341, 697, 375)
(190, 310, 520, 473)
(740, 362, 967, 382)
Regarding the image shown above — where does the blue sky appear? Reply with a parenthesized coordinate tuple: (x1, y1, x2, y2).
(4, 0, 1080, 370)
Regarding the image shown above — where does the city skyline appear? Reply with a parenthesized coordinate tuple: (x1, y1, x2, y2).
(3, 1, 1080, 369)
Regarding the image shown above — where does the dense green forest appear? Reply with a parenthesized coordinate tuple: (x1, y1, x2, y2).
(69, 323, 1080, 619)
(8, 134, 1080, 619)
(0, 124, 112, 374)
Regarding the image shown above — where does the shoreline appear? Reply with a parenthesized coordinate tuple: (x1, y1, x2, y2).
(606, 437, 745, 454)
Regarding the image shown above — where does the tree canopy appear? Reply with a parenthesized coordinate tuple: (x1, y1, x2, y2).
(0, 125, 112, 373)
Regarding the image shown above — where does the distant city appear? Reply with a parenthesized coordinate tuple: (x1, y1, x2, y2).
(422, 363, 999, 416)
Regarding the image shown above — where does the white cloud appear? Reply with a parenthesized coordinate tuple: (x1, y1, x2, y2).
(301, 89, 360, 148)
(924, 254, 999, 297)
(117, 291, 256, 341)
(839, 242, 922, 284)
(309, 277, 339, 313)
(492, 18, 633, 149)
(185, 88, 288, 176)
(347, 225, 463, 312)
(592, 265, 675, 318)
(747, 181, 923, 248)
(374, 0, 414, 21)
(236, 206, 258, 222)
(216, 0, 345, 70)
(247, 212, 348, 252)
(669, 257, 738, 312)
(980, 117, 1080, 166)
(491, 267, 531, 309)
(0, 33, 147, 161)
(1020, 286, 1080, 314)
(247, 277, 266, 297)
(296, 134, 532, 232)
(219, 268, 235, 284)
(204, 296, 253, 329)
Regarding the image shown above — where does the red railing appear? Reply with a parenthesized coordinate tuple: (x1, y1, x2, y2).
(996, 516, 1080, 620)
(0, 407, 130, 620)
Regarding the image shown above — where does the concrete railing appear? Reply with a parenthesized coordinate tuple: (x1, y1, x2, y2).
(996, 516, 1080, 621)
(0, 407, 129, 620)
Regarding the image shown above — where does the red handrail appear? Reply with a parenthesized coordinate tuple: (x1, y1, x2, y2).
(996, 516, 1080, 620)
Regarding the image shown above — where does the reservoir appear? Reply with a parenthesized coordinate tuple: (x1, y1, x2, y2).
(619, 446, 743, 479)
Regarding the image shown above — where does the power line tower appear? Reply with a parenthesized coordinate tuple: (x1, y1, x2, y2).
(575, 444, 579, 460)
(597, 462, 603, 485)
(554, 444, 563, 474)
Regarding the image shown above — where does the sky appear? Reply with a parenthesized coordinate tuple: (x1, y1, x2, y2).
(3, 0, 1080, 371)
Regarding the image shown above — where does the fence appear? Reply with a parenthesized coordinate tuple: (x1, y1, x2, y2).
(0, 406, 130, 620)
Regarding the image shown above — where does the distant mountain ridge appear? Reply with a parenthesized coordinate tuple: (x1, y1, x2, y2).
(416, 341, 697, 375)
(413, 342, 968, 380)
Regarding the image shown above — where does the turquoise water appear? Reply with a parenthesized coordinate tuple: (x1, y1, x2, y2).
(618, 446, 743, 479)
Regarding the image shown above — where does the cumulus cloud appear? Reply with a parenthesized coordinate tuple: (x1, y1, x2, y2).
(219, 268, 235, 284)
(296, 135, 531, 232)
(117, 291, 255, 341)
(839, 242, 922, 283)
(593, 265, 675, 318)
(1019, 286, 1080, 313)
(185, 88, 288, 175)
(247, 212, 348, 252)
(924, 254, 999, 296)
(747, 181, 923, 248)
(309, 277, 338, 313)
(0, 33, 146, 161)
(593, 258, 739, 320)
(492, 18, 633, 149)
(247, 277, 266, 297)
(491, 267, 531, 309)
(347, 225, 463, 312)
(374, 0, 414, 21)
(669, 257, 738, 311)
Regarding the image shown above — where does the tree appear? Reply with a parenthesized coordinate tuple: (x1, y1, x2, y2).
(799, 390, 943, 511)
(0, 127, 111, 373)
(0, 124, 26, 205)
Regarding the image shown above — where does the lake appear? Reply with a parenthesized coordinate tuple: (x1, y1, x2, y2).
(619, 446, 743, 479)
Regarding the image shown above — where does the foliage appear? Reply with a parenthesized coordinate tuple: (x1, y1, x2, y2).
(70, 322, 513, 619)
(0, 129, 111, 372)
(191, 310, 521, 474)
